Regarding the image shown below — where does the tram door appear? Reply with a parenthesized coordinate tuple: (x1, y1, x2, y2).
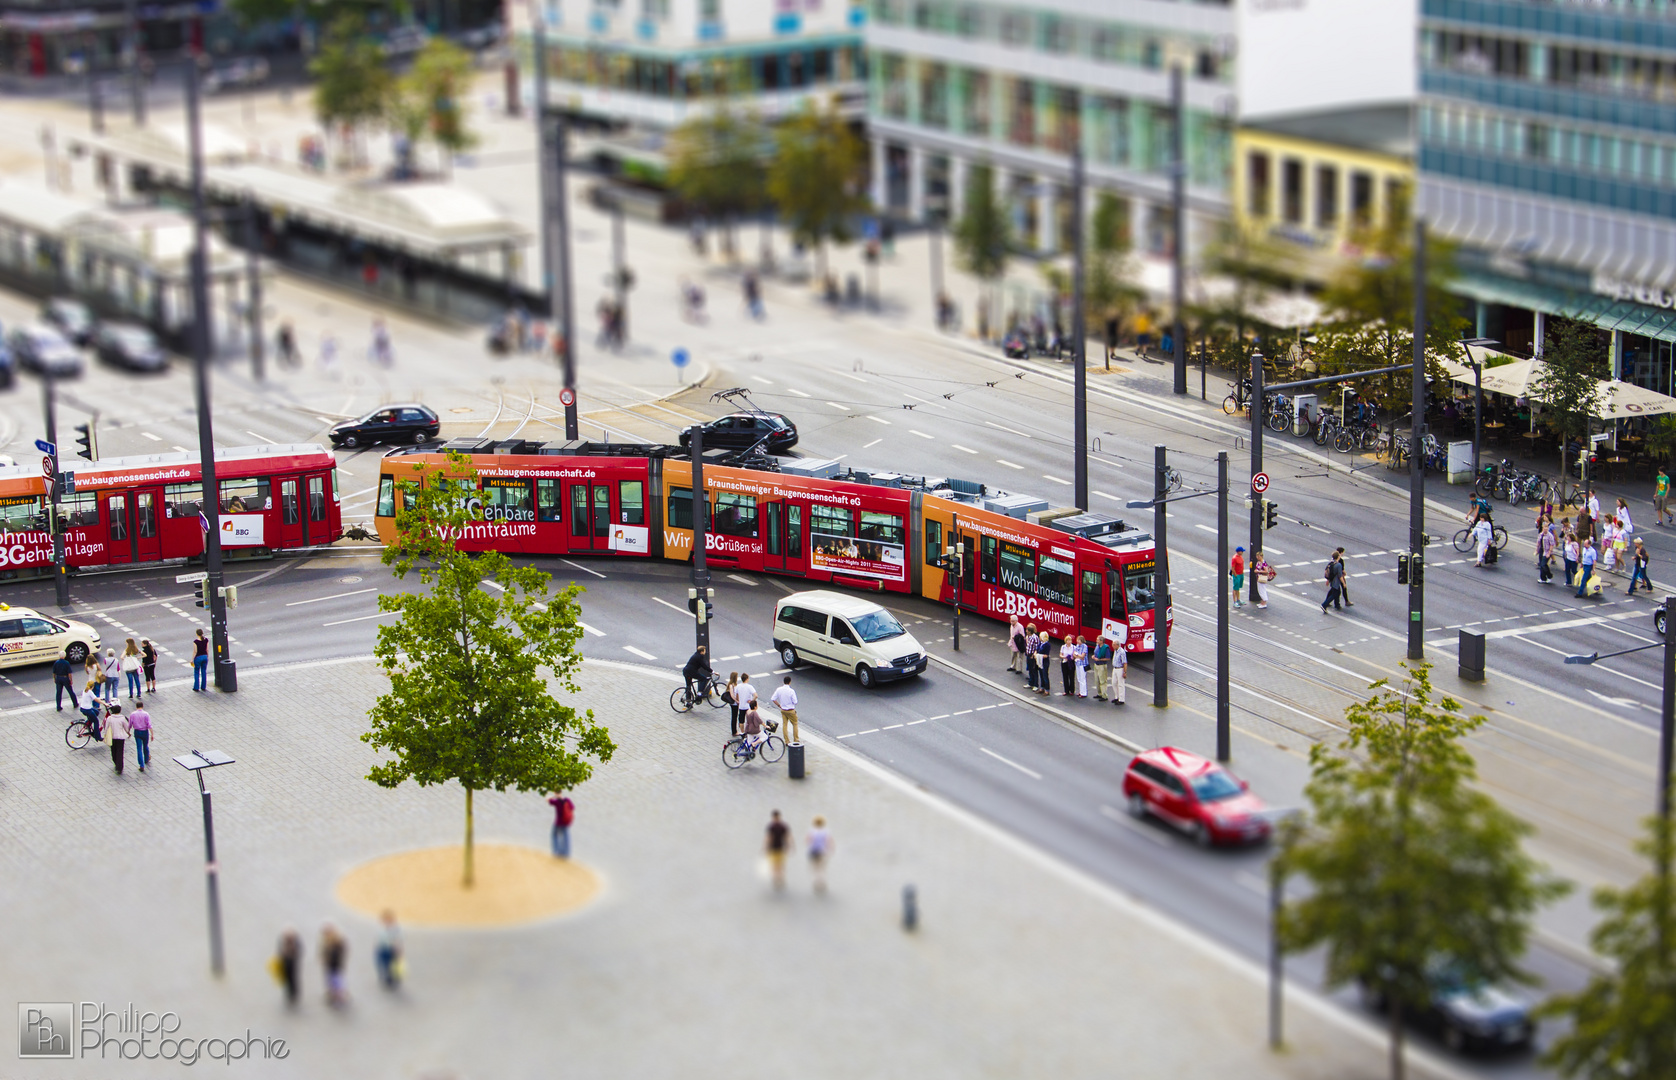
(133, 488, 162, 562)
(567, 483, 613, 551)
(276, 476, 305, 548)
(303, 472, 331, 545)
(959, 530, 979, 607)
(762, 502, 805, 573)
(105, 491, 132, 564)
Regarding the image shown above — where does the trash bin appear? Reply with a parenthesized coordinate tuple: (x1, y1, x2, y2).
(787, 742, 805, 780)
(1458, 629, 1485, 682)
(1448, 440, 1474, 485)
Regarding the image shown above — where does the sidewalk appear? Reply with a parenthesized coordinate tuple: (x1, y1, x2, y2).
(0, 654, 1460, 1079)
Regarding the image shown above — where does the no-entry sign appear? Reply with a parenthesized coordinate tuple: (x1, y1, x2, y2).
(1251, 472, 1271, 494)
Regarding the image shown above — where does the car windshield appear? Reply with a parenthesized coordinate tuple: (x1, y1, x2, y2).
(851, 609, 906, 643)
(1189, 769, 1244, 802)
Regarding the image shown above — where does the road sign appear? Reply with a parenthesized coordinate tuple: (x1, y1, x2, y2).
(559, 387, 575, 408)
(1251, 472, 1271, 494)
(672, 347, 690, 369)
(34, 439, 54, 456)
(176, 571, 209, 584)
(41, 455, 55, 478)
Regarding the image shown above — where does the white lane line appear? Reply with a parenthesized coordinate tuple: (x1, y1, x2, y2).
(996, 459, 1023, 470)
(560, 558, 607, 579)
(141, 432, 161, 441)
(717, 654, 740, 661)
(1195, 523, 1218, 534)
(837, 732, 857, 739)
(980, 746, 1042, 780)
(727, 573, 758, 586)
(902, 392, 944, 408)
(743, 650, 764, 657)
(910, 429, 935, 439)
(906, 719, 928, 725)
(826, 401, 848, 410)
(1042, 474, 1070, 485)
(985, 420, 1032, 439)
(1094, 490, 1123, 502)
(652, 597, 689, 616)
(882, 723, 904, 730)
(855, 728, 880, 735)
(246, 430, 278, 443)
(927, 713, 949, 720)
(323, 611, 399, 627)
(579, 621, 606, 637)
(1099, 804, 1173, 847)
(952, 444, 978, 454)
(864, 438, 882, 448)
(953, 708, 974, 715)
(286, 587, 381, 606)
(835, 371, 868, 383)
(787, 388, 811, 398)
(622, 645, 658, 660)
(866, 415, 892, 425)
(975, 704, 997, 711)
(1265, 547, 1285, 556)
(755, 375, 774, 385)
(173, 445, 191, 453)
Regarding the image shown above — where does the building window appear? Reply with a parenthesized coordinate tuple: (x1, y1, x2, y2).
(1141, 38, 1161, 70)
(1092, 95, 1129, 167)
(1247, 151, 1270, 218)
(1196, 49, 1218, 80)
(1092, 25, 1122, 62)
(1000, 10, 1030, 45)
(1041, 14, 1071, 53)
(1315, 164, 1338, 229)
(880, 53, 907, 119)
(919, 62, 948, 129)
(1007, 77, 1034, 146)
(1350, 171, 1373, 225)
(1282, 158, 1303, 224)
(961, 69, 990, 136)
(955, 3, 980, 36)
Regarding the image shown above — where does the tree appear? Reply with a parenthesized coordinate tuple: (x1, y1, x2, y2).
(1539, 812, 1676, 1079)
(1278, 661, 1565, 1080)
(363, 452, 616, 886)
(667, 106, 765, 260)
(309, 13, 394, 168)
(951, 163, 1011, 340)
(387, 37, 479, 178)
(1646, 415, 1676, 467)
(766, 98, 867, 278)
(1193, 222, 1290, 375)
(1530, 319, 1607, 489)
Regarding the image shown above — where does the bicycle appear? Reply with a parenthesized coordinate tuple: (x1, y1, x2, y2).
(65, 712, 100, 749)
(723, 731, 786, 769)
(1222, 378, 1253, 416)
(1453, 522, 1509, 552)
(670, 673, 728, 714)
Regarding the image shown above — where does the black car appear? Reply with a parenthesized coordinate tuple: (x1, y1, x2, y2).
(42, 298, 95, 346)
(1361, 966, 1535, 1054)
(8, 324, 83, 378)
(679, 412, 798, 453)
(92, 322, 167, 373)
(330, 404, 440, 449)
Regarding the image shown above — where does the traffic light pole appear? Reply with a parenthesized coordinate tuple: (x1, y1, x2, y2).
(42, 378, 68, 608)
(1217, 450, 1230, 762)
(690, 426, 710, 655)
(186, 54, 234, 692)
(1407, 223, 1428, 661)
(1153, 443, 1170, 708)
(1249, 351, 1264, 605)
(534, 25, 578, 439)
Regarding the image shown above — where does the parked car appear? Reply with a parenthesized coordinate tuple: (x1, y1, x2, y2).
(1360, 963, 1536, 1054)
(1121, 746, 1271, 846)
(381, 24, 430, 56)
(8, 324, 84, 379)
(329, 404, 440, 449)
(203, 56, 269, 93)
(772, 590, 927, 688)
(92, 322, 167, 373)
(0, 326, 15, 388)
(41, 297, 95, 346)
(679, 412, 798, 453)
(0, 604, 101, 667)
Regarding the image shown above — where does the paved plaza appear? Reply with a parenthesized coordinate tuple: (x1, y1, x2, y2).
(1, 652, 1465, 1079)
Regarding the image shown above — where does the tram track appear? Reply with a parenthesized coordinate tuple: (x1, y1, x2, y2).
(475, 390, 506, 439)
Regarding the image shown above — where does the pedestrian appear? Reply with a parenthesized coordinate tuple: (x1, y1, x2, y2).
(770, 675, 799, 744)
(1091, 636, 1112, 700)
(318, 333, 339, 376)
(1657, 466, 1673, 527)
(319, 924, 348, 1007)
(736, 672, 757, 717)
(1322, 553, 1345, 612)
(1628, 536, 1653, 596)
(275, 321, 298, 367)
(1252, 550, 1275, 609)
(724, 672, 741, 736)
(542, 789, 576, 857)
(103, 703, 130, 775)
(1022, 622, 1040, 690)
(1600, 519, 1620, 575)
(273, 930, 302, 1006)
(1007, 614, 1024, 673)
(1472, 515, 1494, 568)
(374, 910, 403, 990)
(100, 647, 120, 701)
(1585, 489, 1602, 541)
(1111, 639, 1128, 705)
(1537, 522, 1556, 583)
(1058, 634, 1075, 696)
(806, 816, 833, 894)
(744, 272, 764, 320)
(369, 319, 393, 367)
(765, 810, 789, 891)
(1617, 497, 1635, 537)
(192, 629, 209, 691)
(1037, 631, 1052, 694)
(53, 648, 77, 711)
(121, 639, 142, 698)
(128, 698, 152, 772)
(1230, 546, 1246, 610)
(1576, 538, 1599, 598)
(1072, 635, 1089, 697)
(1333, 548, 1354, 606)
(141, 638, 157, 693)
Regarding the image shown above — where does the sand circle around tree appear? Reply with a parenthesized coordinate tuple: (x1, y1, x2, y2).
(336, 844, 602, 928)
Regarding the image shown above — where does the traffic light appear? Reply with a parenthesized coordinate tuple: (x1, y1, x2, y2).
(686, 587, 714, 623)
(1262, 500, 1280, 530)
(195, 579, 209, 608)
(223, 585, 238, 608)
(73, 422, 96, 461)
(1411, 554, 1424, 586)
(1397, 553, 1410, 584)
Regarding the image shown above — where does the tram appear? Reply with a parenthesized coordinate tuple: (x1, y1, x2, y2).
(0, 444, 343, 579)
(372, 440, 1168, 652)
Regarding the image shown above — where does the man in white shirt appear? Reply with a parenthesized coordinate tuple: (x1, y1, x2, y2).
(769, 676, 799, 744)
(102, 704, 131, 775)
(735, 674, 758, 716)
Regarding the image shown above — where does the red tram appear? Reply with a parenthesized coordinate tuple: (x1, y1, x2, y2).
(0, 444, 343, 579)
(372, 440, 1168, 652)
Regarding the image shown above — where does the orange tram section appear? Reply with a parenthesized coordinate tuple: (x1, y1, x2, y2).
(0, 444, 344, 579)
(373, 438, 1169, 652)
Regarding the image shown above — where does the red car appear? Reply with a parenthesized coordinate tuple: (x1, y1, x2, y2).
(1121, 747, 1272, 846)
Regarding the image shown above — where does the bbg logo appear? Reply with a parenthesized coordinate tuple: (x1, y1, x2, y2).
(18, 1002, 74, 1059)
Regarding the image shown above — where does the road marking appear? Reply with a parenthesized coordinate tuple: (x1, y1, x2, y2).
(996, 459, 1023, 470)
(866, 415, 892, 425)
(755, 375, 774, 385)
(717, 654, 740, 661)
(1195, 523, 1218, 534)
(986, 420, 1033, 439)
(980, 746, 1042, 780)
(652, 597, 688, 616)
(343, 486, 376, 499)
(1042, 474, 1070, 485)
(826, 401, 848, 410)
(910, 429, 935, 439)
(837, 732, 857, 739)
(622, 645, 658, 660)
(285, 587, 380, 606)
(952, 444, 978, 454)
(1265, 547, 1285, 556)
(579, 621, 605, 637)
(1428, 609, 1647, 642)
(245, 430, 278, 444)
(906, 718, 928, 725)
(927, 714, 948, 720)
(140, 432, 161, 441)
(743, 650, 764, 657)
(727, 573, 758, 586)
(855, 728, 880, 735)
(1094, 490, 1123, 502)
(953, 708, 974, 715)
(864, 438, 882, 449)
(173, 445, 191, 453)
(902, 391, 944, 408)
(786, 388, 811, 398)
(835, 371, 868, 383)
(976, 704, 997, 710)
(560, 559, 607, 580)
(882, 723, 904, 730)
(1099, 804, 1173, 847)
(323, 611, 399, 627)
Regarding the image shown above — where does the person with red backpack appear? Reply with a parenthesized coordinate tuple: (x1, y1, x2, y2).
(548, 792, 576, 858)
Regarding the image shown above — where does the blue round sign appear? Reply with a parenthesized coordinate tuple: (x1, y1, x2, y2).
(672, 347, 690, 369)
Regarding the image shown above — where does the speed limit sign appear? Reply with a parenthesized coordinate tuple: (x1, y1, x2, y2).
(559, 388, 576, 408)
(1251, 472, 1271, 495)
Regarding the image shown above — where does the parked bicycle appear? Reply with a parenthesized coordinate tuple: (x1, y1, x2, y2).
(670, 673, 729, 714)
(1222, 379, 1252, 416)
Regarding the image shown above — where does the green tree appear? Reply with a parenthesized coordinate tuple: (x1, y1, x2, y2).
(309, 13, 394, 168)
(766, 98, 867, 278)
(387, 37, 479, 178)
(1278, 661, 1565, 1080)
(1530, 319, 1607, 489)
(667, 106, 765, 260)
(952, 163, 1011, 340)
(1192, 223, 1292, 376)
(363, 452, 616, 886)
(1539, 812, 1676, 1079)
(1645, 415, 1676, 467)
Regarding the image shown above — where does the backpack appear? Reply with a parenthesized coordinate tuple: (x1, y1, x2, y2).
(557, 798, 575, 827)
(1324, 563, 1333, 581)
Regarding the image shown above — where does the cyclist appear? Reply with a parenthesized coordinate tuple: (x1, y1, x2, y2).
(739, 701, 765, 754)
(682, 646, 712, 703)
(1466, 492, 1494, 529)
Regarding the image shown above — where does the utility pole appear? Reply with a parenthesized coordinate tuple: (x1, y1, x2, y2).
(1153, 443, 1170, 708)
(534, 25, 578, 439)
(1407, 224, 1427, 662)
(1662, 597, 1674, 821)
(1071, 127, 1088, 510)
(243, 194, 263, 381)
(1249, 351, 1264, 604)
(1216, 450, 1230, 762)
(42, 378, 68, 608)
(186, 53, 235, 692)
(611, 196, 627, 344)
(127, 0, 144, 126)
(1170, 64, 1187, 397)
(690, 427, 711, 655)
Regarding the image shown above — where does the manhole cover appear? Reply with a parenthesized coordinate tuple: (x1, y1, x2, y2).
(340, 575, 363, 584)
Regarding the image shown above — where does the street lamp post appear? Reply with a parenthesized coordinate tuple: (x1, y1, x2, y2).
(172, 748, 235, 976)
(1216, 450, 1229, 761)
(1408, 224, 1428, 662)
(1153, 444, 1170, 706)
(1459, 337, 1500, 477)
(41, 377, 69, 608)
(1566, 601, 1676, 819)
(1071, 136, 1088, 511)
(1170, 63, 1187, 397)
(534, 25, 578, 438)
(1248, 351, 1264, 605)
(690, 426, 711, 656)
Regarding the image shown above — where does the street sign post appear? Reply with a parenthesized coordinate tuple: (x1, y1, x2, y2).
(34, 439, 54, 456)
(176, 571, 209, 584)
(1251, 472, 1271, 495)
(559, 387, 575, 409)
(40, 455, 55, 478)
(672, 347, 690, 370)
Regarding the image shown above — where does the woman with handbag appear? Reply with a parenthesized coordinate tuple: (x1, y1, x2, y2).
(723, 672, 741, 736)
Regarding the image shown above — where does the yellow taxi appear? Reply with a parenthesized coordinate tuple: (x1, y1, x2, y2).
(0, 604, 101, 667)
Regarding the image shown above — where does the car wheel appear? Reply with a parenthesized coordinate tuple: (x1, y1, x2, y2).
(1658, 610, 1667, 636)
(412, 430, 428, 444)
(1441, 1024, 1465, 1054)
(780, 645, 798, 668)
(1126, 792, 1147, 819)
(65, 642, 88, 664)
(1188, 822, 1212, 848)
(856, 665, 875, 689)
(341, 434, 359, 449)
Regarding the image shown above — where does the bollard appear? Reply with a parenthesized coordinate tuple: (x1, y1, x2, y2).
(1458, 629, 1486, 682)
(787, 742, 804, 779)
(902, 884, 918, 931)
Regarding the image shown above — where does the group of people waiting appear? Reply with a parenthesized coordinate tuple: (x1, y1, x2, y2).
(1531, 493, 1653, 598)
(1007, 617, 1128, 705)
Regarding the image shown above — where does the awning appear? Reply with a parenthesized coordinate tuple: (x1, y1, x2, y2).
(1595, 380, 1676, 419)
(1454, 357, 1544, 397)
(1450, 270, 1676, 346)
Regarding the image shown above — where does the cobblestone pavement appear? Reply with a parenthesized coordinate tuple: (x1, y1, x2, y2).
(2, 656, 1461, 1080)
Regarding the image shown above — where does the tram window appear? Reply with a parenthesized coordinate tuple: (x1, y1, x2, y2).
(376, 477, 395, 517)
(308, 476, 327, 522)
(219, 478, 270, 514)
(165, 482, 203, 519)
(61, 492, 99, 528)
(1124, 563, 1157, 612)
(619, 481, 645, 526)
(925, 519, 942, 566)
(1108, 569, 1125, 620)
(998, 541, 1035, 594)
(0, 496, 42, 532)
(1037, 553, 1074, 607)
(787, 505, 802, 556)
(536, 479, 562, 523)
(715, 492, 756, 537)
(810, 504, 852, 538)
(483, 479, 535, 522)
(982, 535, 998, 584)
(858, 511, 903, 546)
(1081, 570, 1102, 630)
(571, 486, 589, 536)
(668, 487, 692, 529)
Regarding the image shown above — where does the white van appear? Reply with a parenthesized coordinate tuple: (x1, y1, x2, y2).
(772, 590, 927, 688)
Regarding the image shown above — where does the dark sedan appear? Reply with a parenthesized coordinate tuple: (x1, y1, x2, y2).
(93, 322, 167, 373)
(42, 298, 95, 346)
(330, 404, 440, 449)
(9, 324, 83, 378)
(679, 412, 798, 453)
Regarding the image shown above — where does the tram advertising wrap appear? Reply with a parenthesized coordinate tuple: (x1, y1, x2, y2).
(809, 532, 905, 582)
